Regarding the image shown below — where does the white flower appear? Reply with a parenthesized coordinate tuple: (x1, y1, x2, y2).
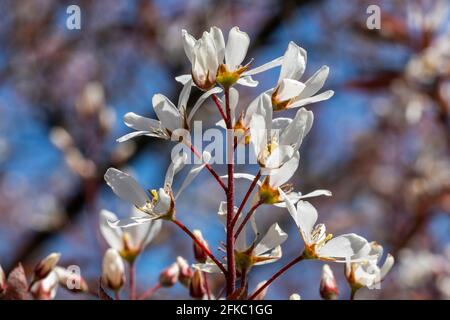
(281, 189, 371, 262)
(346, 242, 394, 289)
(271, 42, 334, 111)
(102, 248, 125, 291)
(179, 26, 283, 89)
(194, 201, 287, 273)
(104, 151, 211, 226)
(289, 293, 301, 300)
(117, 79, 222, 143)
(100, 208, 162, 260)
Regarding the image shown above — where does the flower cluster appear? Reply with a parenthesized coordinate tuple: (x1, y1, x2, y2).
(100, 26, 394, 300)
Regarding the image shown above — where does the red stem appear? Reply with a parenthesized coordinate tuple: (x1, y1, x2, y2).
(115, 291, 121, 300)
(248, 254, 304, 300)
(172, 219, 227, 274)
(225, 88, 236, 298)
(139, 283, 162, 300)
(212, 94, 228, 122)
(231, 171, 261, 228)
(187, 142, 227, 192)
(234, 201, 263, 240)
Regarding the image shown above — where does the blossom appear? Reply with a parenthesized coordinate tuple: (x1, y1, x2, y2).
(117, 80, 222, 143)
(102, 248, 125, 291)
(159, 262, 180, 287)
(271, 42, 334, 111)
(345, 242, 394, 290)
(104, 151, 211, 226)
(180, 26, 283, 89)
(100, 208, 162, 262)
(281, 189, 372, 262)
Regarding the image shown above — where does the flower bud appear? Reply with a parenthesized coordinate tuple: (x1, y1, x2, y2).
(252, 281, 268, 300)
(320, 264, 339, 300)
(34, 252, 61, 281)
(189, 270, 206, 299)
(102, 249, 125, 291)
(177, 256, 194, 287)
(193, 229, 209, 263)
(289, 293, 301, 300)
(0, 265, 6, 295)
(54, 266, 89, 293)
(159, 262, 179, 287)
(30, 271, 58, 300)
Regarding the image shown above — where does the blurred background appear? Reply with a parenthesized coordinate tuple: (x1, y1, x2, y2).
(0, 0, 449, 300)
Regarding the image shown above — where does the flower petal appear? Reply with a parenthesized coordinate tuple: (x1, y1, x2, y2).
(210, 26, 225, 63)
(268, 151, 299, 187)
(175, 151, 211, 199)
(124, 112, 162, 132)
(295, 200, 318, 243)
(264, 145, 294, 169)
(99, 209, 123, 251)
(299, 189, 332, 199)
(175, 74, 192, 85)
(164, 152, 188, 187)
(177, 79, 193, 111)
(319, 233, 370, 261)
(279, 107, 313, 150)
(182, 29, 197, 63)
(380, 254, 394, 280)
(107, 216, 153, 228)
(243, 56, 284, 76)
(254, 223, 288, 256)
(237, 75, 258, 87)
(225, 27, 250, 70)
(297, 65, 330, 99)
(128, 208, 163, 249)
(289, 90, 334, 109)
(153, 94, 182, 132)
(278, 42, 307, 82)
(276, 79, 305, 102)
(117, 130, 165, 143)
(104, 168, 148, 208)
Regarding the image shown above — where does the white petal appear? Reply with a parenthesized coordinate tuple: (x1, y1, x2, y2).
(154, 188, 172, 214)
(271, 117, 292, 132)
(193, 261, 224, 274)
(225, 27, 250, 70)
(210, 27, 225, 63)
(299, 189, 332, 199)
(117, 130, 165, 143)
(107, 216, 153, 228)
(268, 151, 299, 187)
(221, 173, 262, 186)
(99, 209, 123, 251)
(175, 151, 211, 199)
(228, 87, 239, 124)
(278, 42, 307, 82)
(276, 79, 305, 102)
(123, 112, 162, 132)
(128, 209, 163, 249)
(264, 145, 294, 169)
(182, 29, 197, 63)
(297, 65, 329, 99)
(153, 94, 182, 132)
(295, 200, 318, 243)
(177, 79, 193, 111)
(279, 108, 313, 150)
(380, 254, 394, 280)
(164, 152, 188, 187)
(243, 56, 284, 76)
(175, 74, 192, 85)
(104, 168, 148, 207)
(289, 90, 334, 109)
(187, 87, 223, 123)
(319, 234, 370, 260)
(253, 246, 283, 265)
(254, 223, 288, 256)
(237, 76, 258, 87)
(279, 188, 302, 230)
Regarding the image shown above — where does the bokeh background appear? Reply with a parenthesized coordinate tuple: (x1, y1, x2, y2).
(0, 0, 449, 300)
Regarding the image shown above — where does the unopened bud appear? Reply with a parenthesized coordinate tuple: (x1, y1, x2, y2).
(102, 249, 125, 291)
(320, 264, 339, 300)
(0, 265, 5, 295)
(159, 262, 179, 287)
(193, 230, 209, 263)
(189, 270, 206, 299)
(34, 253, 61, 281)
(289, 293, 301, 300)
(30, 271, 58, 300)
(54, 266, 89, 293)
(253, 281, 268, 300)
(176, 256, 194, 287)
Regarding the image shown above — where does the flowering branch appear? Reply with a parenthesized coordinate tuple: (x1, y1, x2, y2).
(248, 254, 305, 300)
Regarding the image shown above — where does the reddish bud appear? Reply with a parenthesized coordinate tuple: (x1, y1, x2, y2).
(34, 253, 61, 281)
(192, 230, 209, 263)
(189, 270, 206, 299)
(176, 256, 194, 287)
(320, 264, 339, 300)
(159, 262, 179, 287)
